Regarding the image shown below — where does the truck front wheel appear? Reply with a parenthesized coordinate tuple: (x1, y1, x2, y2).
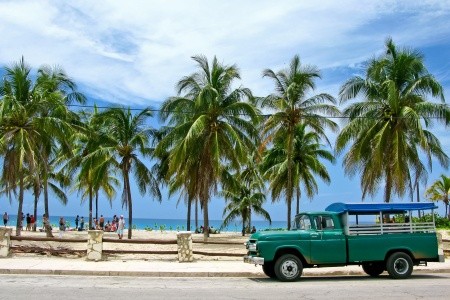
(386, 252, 413, 279)
(274, 254, 303, 282)
(362, 262, 384, 277)
(262, 262, 276, 278)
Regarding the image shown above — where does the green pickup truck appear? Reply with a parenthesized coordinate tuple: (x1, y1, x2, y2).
(244, 202, 444, 281)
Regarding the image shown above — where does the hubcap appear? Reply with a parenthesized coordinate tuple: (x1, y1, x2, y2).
(393, 258, 409, 275)
(281, 259, 298, 278)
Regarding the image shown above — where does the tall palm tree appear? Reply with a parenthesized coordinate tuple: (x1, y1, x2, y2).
(67, 108, 112, 229)
(157, 55, 260, 239)
(221, 178, 271, 236)
(262, 124, 335, 228)
(97, 107, 161, 239)
(33, 64, 85, 219)
(0, 58, 48, 235)
(336, 38, 450, 203)
(425, 175, 450, 218)
(259, 55, 339, 229)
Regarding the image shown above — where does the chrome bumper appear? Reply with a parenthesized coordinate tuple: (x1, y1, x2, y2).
(244, 255, 264, 265)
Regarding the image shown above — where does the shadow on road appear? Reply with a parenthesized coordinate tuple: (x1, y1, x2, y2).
(248, 273, 448, 283)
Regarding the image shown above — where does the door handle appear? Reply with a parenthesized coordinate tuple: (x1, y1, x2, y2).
(310, 233, 319, 238)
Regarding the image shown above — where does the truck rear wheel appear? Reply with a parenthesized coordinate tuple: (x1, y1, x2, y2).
(386, 252, 413, 279)
(362, 262, 384, 277)
(262, 262, 276, 278)
(274, 254, 303, 282)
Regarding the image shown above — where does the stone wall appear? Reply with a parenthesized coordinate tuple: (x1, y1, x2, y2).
(0, 228, 12, 257)
(177, 232, 193, 262)
(87, 230, 103, 261)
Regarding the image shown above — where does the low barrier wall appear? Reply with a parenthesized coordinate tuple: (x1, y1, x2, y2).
(1, 228, 242, 261)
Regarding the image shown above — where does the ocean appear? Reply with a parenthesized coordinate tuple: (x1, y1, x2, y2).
(4, 215, 287, 232)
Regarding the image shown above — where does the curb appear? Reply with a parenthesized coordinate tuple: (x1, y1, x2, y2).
(1, 268, 450, 277)
(0, 269, 265, 277)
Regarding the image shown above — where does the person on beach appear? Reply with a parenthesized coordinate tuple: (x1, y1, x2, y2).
(3, 212, 8, 227)
(30, 215, 35, 231)
(117, 215, 125, 239)
(99, 215, 105, 230)
(75, 215, 79, 229)
(43, 214, 54, 237)
(26, 213, 31, 231)
(79, 217, 85, 231)
(59, 217, 66, 238)
(251, 226, 256, 234)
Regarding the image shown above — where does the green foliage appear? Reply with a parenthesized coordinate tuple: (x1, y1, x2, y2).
(144, 226, 153, 231)
(394, 213, 450, 229)
(337, 38, 449, 203)
(132, 224, 137, 230)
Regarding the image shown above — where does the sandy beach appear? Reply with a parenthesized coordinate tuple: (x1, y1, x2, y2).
(7, 226, 249, 261)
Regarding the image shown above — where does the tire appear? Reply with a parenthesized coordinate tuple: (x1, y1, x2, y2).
(362, 262, 384, 277)
(386, 252, 413, 279)
(274, 254, 303, 282)
(262, 262, 276, 279)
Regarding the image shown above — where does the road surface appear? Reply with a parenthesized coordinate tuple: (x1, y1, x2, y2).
(0, 273, 449, 299)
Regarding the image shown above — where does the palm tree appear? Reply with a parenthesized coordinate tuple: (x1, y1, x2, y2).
(33, 64, 85, 220)
(24, 157, 71, 231)
(67, 108, 112, 229)
(336, 38, 450, 203)
(0, 58, 46, 235)
(259, 55, 339, 229)
(157, 55, 260, 239)
(425, 175, 450, 218)
(97, 107, 161, 239)
(221, 178, 271, 236)
(262, 124, 335, 228)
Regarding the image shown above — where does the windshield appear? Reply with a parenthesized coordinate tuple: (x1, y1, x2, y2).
(292, 214, 312, 230)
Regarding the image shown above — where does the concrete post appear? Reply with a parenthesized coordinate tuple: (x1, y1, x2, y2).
(177, 232, 193, 262)
(0, 227, 12, 257)
(87, 230, 103, 261)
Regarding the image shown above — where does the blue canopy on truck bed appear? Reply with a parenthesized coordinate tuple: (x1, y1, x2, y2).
(325, 202, 437, 214)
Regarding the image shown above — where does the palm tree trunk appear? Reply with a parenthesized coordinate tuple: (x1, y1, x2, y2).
(43, 177, 50, 219)
(416, 184, 421, 218)
(33, 192, 38, 232)
(16, 175, 25, 236)
(296, 186, 300, 215)
(43, 153, 50, 218)
(195, 198, 198, 229)
(202, 197, 209, 240)
(286, 130, 294, 230)
(187, 195, 192, 231)
(384, 166, 393, 203)
(125, 172, 133, 239)
(88, 187, 93, 230)
(248, 207, 252, 234)
(95, 191, 99, 220)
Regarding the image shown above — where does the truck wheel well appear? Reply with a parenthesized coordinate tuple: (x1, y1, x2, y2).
(273, 248, 308, 267)
(385, 249, 415, 262)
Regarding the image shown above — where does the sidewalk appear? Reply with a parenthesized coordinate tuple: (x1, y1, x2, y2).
(1, 256, 449, 277)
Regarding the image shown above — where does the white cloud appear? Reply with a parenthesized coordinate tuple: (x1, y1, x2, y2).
(1, 0, 450, 106)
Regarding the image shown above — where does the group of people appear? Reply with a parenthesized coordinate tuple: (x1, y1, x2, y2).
(3, 212, 37, 231)
(74, 214, 125, 239)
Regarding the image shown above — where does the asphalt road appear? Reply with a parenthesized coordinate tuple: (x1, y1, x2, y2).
(1, 274, 449, 299)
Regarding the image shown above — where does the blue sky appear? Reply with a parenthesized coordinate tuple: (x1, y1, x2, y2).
(1, 0, 450, 221)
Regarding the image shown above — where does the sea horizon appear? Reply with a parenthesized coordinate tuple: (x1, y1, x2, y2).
(5, 214, 287, 232)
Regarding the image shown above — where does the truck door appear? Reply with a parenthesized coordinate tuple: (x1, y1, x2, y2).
(310, 215, 347, 264)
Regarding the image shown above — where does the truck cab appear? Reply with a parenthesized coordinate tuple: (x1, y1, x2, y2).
(244, 202, 444, 281)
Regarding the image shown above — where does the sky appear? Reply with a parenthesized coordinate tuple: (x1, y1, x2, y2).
(1, 0, 450, 222)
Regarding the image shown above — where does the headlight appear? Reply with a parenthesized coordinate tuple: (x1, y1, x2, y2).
(248, 242, 257, 252)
